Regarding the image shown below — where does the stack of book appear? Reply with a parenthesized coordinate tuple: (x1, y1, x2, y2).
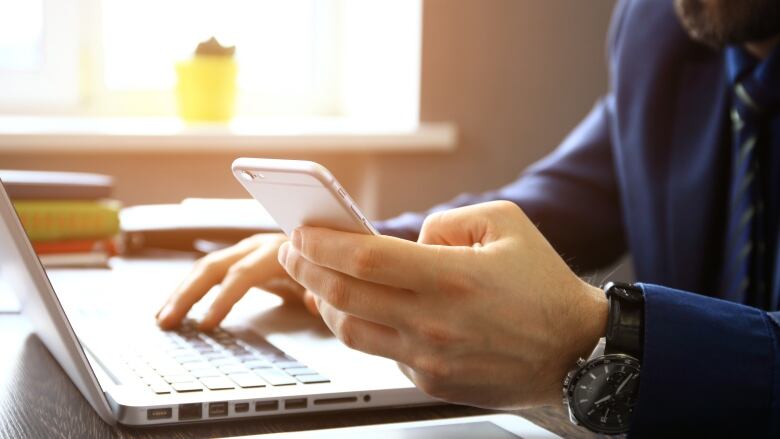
(0, 170, 121, 268)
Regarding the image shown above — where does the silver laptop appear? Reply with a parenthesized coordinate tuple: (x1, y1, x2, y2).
(0, 179, 434, 426)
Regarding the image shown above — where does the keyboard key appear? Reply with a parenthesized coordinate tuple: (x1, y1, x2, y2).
(166, 348, 194, 358)
(183, 362, 212, 371)
(132, 365, 157, 377)
(228, 373, 266, 388)
(143, 376, 169, 387)
(211, 339, 234, 347)
(274, 361, 304, 369)
(172, 381, 203, 392)
(148, 361, 188, 375)
(176, 355, 203, 364)
(210, 358, 240, 367)
(126, 359, 150, 370)
(296, 374, 330, 384)
(191, 368, 223, 378)
(199, 376, 235, 390)
(244, 359, 273, 369)
(234, 339, 253, 348)
(218, 364, 249, 374)
(145, 356, 180, 366)
(235, 353, 261, 362)
(155, 366, 189, 376)
(163, 374, 196, 384)
(213, 339, 234, 347)
(210, 329, 229, 337)
(285, 367, 318, 376)
(155, 338, 181, 348)
(223, 347, 249, 357)
(137, 375, 162, 385)
(149, 382, 173, 394)
(200, 352, 227, 360)
(255, 369, 297, 386)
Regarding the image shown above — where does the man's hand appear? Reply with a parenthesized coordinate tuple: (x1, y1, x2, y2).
(278, 201, 608, 408)
(156, 233, 318, 331)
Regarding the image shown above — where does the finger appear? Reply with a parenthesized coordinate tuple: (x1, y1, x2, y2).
(280, 242, 414, 328)
(397, 362, 416, 384)
(157, 237, 264, 329)
(418, 201, 523, 246)
(291, 227, 461, 292)
(157, 236, 265, 320)
(262, 276, 307, 303)
(316, 298, 405, 361)
(198, 243, 286, 330)
(303, 290, 319, 315)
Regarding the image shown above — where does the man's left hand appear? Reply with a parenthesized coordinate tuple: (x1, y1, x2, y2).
(278, 201, 607, 408)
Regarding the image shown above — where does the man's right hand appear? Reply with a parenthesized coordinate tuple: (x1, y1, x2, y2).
(156, 233, 318, 331)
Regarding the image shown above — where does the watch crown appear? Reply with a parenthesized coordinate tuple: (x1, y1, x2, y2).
(576, 357, 586, 367)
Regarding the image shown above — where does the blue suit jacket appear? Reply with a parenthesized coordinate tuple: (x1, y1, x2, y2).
(376, 0, 780, 436)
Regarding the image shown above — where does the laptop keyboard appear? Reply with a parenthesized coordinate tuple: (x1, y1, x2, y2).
(123, 319, 329, 394)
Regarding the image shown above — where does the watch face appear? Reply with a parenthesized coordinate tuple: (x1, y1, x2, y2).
(566, 354, 640, 434)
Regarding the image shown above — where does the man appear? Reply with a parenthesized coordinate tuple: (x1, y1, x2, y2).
(157, 0, 780, 436)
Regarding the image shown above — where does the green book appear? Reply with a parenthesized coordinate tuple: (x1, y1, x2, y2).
(12, 200, 121, 242)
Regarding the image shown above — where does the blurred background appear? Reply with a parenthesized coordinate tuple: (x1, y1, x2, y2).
(0, 0, 616, 221)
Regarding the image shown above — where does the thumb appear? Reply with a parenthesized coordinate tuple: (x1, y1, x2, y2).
(418, 201, 522, 247)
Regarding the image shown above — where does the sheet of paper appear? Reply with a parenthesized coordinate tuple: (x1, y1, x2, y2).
(120, 198, 279, 232)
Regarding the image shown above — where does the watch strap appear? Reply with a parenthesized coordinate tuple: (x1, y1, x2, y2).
(604, 282, 644, 360)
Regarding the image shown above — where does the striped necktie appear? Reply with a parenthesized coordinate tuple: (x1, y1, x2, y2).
(721, 81, 768, 306)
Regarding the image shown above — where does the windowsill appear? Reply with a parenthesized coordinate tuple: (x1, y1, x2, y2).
(0, 116, 457, 154)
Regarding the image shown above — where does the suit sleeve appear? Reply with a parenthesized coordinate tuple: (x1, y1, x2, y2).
(630, 283, 780, 438)
(377, 0, 633, 272)
(376, 97, 626, 272)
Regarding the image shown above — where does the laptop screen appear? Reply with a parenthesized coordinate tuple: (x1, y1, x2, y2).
(0, 178, 118, 424)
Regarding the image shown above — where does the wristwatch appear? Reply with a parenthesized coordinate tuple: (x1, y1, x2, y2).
(563, 282, 644, 435)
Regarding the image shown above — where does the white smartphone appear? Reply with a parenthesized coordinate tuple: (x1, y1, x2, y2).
(231, 158, 379, 237)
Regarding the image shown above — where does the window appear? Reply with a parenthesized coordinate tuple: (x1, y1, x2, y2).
(0, 0, 422, 125)
(97, 0, 337, 116)
(0, 0, 43, 71)
(0, 0, 79, 109)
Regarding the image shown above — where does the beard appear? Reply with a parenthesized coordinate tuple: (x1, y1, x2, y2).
(674, 0, 780, 47)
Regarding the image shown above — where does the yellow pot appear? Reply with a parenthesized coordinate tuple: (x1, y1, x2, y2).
(176, 56, 237, 123)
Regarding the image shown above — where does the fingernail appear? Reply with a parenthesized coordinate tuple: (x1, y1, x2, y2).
(291, 228, 302, 250)
(157, 304, 173, 323)
(313, 294, 323, 311)
(278, 241, 290, 266)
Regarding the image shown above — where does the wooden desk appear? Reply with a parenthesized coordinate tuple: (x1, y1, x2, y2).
(0, 265, 599, 438)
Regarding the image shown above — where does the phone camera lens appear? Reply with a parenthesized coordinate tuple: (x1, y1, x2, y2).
(240, 171, 264, 182)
